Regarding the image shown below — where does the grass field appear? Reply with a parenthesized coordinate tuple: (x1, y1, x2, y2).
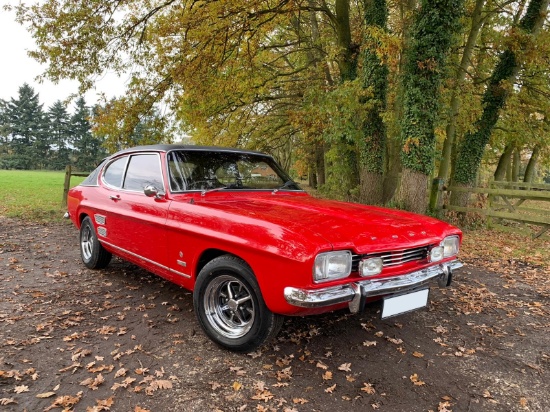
(0, 170, 85, 221)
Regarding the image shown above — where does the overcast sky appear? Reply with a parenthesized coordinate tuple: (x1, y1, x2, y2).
(0, 4, 126, 110)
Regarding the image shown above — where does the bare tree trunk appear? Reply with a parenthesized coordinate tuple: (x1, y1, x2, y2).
(397, 169, 429, 214)
(309, 163, 317, 189)
(524, 145, 540, 183)
(383, 139, 402, 203)
(360, 171, 384, 205)
(315, 143, 325, 187)
(512, 148, 520, 182)
(494, 144, 514, 181)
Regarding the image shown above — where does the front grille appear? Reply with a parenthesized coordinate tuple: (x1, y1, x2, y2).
(352, 246, 429, 272)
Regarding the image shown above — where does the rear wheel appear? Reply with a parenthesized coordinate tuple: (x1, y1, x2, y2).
(194, 255, 283, 352)
(80, 216, 112, 269)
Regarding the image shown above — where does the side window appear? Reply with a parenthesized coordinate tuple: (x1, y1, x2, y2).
(103, 157, 127, 188)
(123, 154, 163, 192)
(168, 152, 196, 191)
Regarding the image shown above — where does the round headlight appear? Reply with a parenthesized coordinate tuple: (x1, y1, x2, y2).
(430, 246, 444, 262)
(359, 257, 383, 277)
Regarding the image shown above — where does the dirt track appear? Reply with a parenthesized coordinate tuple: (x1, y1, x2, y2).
(0, 217, 548, 411)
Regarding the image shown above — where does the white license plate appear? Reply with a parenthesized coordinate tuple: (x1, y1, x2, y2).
(381, 289, 429, 319)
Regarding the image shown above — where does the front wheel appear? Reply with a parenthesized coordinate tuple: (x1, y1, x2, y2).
(193, 255, 283, 352)
(80, 216, 112, 269)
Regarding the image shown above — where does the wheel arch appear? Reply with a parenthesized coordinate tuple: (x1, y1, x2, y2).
(78, 212, 89, 226)
(195, 248, 251, 279)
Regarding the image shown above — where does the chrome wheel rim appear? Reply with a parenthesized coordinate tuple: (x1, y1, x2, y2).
(203, 275, 255, 339)
(81, 225, 93, 261)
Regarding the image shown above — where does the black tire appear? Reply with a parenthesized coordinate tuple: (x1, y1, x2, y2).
(79, 216, 112, 269)
(193, 255, 284, 352)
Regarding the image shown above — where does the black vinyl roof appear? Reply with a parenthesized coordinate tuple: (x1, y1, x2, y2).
(112, 144, 267, 157)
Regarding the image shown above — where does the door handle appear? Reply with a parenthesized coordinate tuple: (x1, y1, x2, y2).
(109, 195, 121, 201)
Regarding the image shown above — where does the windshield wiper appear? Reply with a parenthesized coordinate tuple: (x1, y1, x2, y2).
(272, 180, 297, 194)
(201, 186, 228, 196)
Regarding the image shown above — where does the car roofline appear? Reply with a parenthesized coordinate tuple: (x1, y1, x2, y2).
(110, 144, 268, 158)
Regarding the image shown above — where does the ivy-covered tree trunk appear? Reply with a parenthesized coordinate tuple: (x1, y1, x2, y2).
(451, 0, 549, 205)
(358, 0, 388, 205)
(397, 0, 464, 214)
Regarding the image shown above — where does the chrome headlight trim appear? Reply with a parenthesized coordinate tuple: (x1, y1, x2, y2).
(443, 235, 460, 258)
(313, 251, 352, 283)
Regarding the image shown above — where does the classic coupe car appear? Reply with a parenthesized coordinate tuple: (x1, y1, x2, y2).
(66, 145, 462, 351)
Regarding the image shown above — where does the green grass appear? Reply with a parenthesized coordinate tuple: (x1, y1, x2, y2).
(0, 170, 85, 221)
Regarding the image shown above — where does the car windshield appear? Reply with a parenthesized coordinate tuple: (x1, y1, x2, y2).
(167, 150, 301, 192)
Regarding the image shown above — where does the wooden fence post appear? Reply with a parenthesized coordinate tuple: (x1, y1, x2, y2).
(487, 178, 494, 229)
(62, 165, 72, 208)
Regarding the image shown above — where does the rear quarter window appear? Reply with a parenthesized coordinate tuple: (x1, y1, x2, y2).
(103, 157, 127, 188)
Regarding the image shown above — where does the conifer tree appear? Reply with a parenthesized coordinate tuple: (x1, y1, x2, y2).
(4, 84, 47, 169)
(48, 100, 72, 170)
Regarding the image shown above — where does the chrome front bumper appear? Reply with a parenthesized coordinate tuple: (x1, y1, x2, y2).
(284, 260, 463, 314)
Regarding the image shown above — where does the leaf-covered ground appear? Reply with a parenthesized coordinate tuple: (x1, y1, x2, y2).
(0, 218, 548, 412)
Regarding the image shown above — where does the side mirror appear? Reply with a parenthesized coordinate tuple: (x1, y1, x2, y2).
(144, 185, 165, 199)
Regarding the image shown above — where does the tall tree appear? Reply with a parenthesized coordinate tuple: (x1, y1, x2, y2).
(397, 0, 464, 213)
(0, 100, 9, 168)
(451, 0, 549, 204)
(4, 84, 47, 169)
(437, 0, 486, 183)
(72, 98, 107, 171)
(48, 100, 72, 170)
(358, 0, 389, 205)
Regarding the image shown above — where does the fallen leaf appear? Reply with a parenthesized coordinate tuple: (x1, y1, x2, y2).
(409, 373, 425, 386)
(36, 392, 56, 398)
(114, 368, 127, 378)
(338, 363, 351, 372)
(322, 371, 332, 381)
(412, 351, 424, 358)
(438, 400, 453, 412)
(44, 392, 83, 411)
(316, 362, 328, 370)
(232, 381, 242, 391)
(325, 384, 336, 393)
(14, 385, 29, 394)
(361, 382, 376, 395)
(0, 398, 17, 406)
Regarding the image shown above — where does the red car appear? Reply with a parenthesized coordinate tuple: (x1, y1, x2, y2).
(66, 145, 462, 351)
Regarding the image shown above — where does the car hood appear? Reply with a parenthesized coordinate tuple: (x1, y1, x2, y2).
(190, 193, 458, 254)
